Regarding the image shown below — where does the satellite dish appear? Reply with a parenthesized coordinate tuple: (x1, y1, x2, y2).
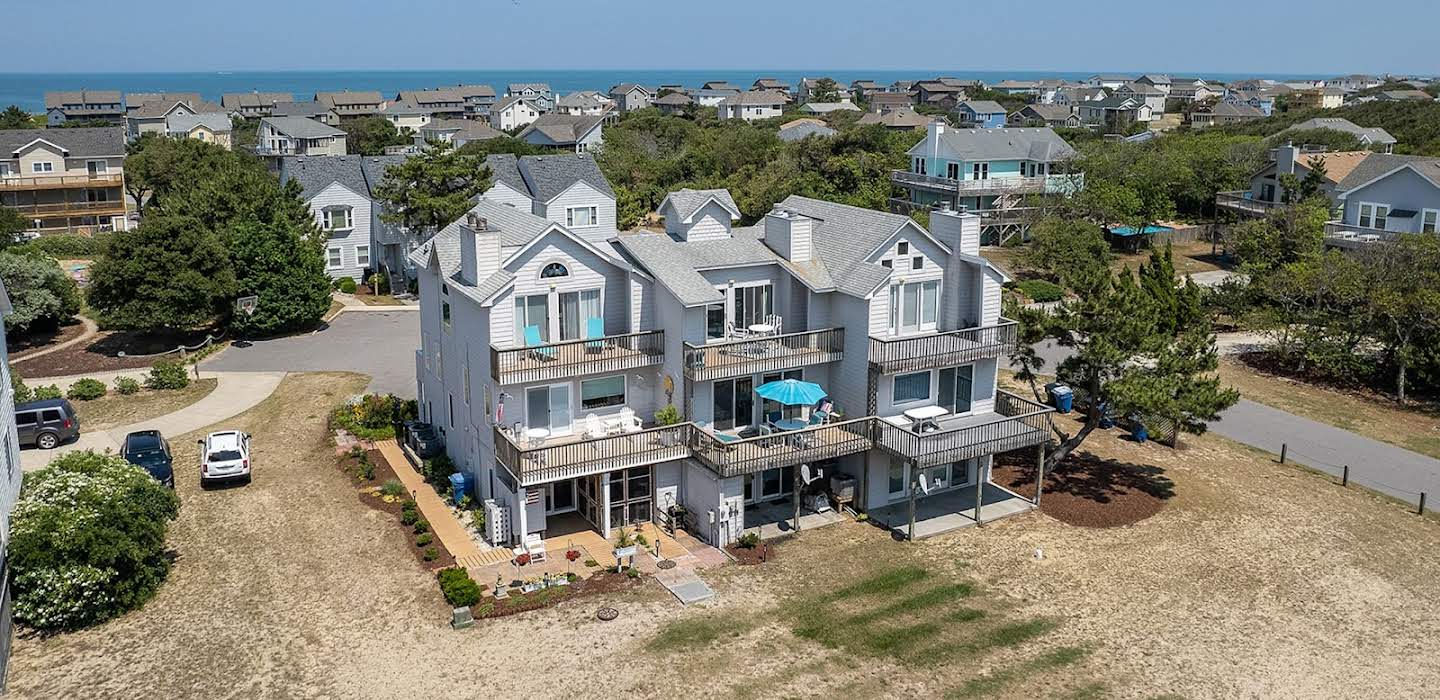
(918, 473, 931, 494)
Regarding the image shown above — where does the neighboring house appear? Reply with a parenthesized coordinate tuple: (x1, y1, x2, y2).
(395, 88, 468, 119)
(652, 92, 694, 115)
(1114, 83, 1166, 116)
(415, 119, 503, 148)
(477, 152, 618, 246)
(556, 91, 615, 116)
(1325, 74, 1383, 91)
(410, 187, 1050, 548)
(856, 109, 931, 131)
(1189, 102, 1265, 128)
(270, 100, 342, 125)
(490, 96, 543, 132)
(1076, 95, 1153, 129)
(1326, 154, 1440, 245)
(693, 88, 741, 108)
(454, 84, 498, 118)
(798, 99, 860, 115)
(221, 91, 294, 118)
(1217, 145, 1370, 217)
(1087, 74, 1134, 90)
(1009, 104, 1081, 129)
(778, 118, 837, 142)
(125, 98, 224, 140)
(280, 154, 411, 283)
(380, 101, 437, 131)
(517, 113, 605, 153)
(1280, 118, 1397, 153)
(867, 92, 913, 114)
(608, 83, 652, 113)
(1376, 90, 1433, 102)
(717, 91, 786, 121)
(44, 90, 125, 126)
(314, 90, 387, 118)
(955, 101, 1008, 129)
(0, 127, 128, 235)
(893, 121, 1080, 240)
(507, 83, 554, 112)
(256, 117, 348, 156)
(0, 279, 23, 692)
(166, 113, 234, 149)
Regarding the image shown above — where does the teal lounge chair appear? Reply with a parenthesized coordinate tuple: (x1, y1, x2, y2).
(525, 325, 556, 360)
(584, 317, 605, 353)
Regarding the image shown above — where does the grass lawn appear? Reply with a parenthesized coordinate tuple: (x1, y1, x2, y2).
(1217, 358, 1440, 460)
(70, 378, 218, 432)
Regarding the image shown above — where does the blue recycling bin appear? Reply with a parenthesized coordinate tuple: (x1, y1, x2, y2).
(448, 472, 470, 506)
(1046, 383, 1074, 413)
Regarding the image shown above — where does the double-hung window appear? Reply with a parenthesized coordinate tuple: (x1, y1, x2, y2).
(566, 206, 598, 228)
(888, 280, 939, 335)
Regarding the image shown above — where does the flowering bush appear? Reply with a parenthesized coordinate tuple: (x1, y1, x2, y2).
(11, 450, 180, 630)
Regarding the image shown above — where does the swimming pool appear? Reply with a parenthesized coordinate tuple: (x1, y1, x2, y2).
(1109, 225, 1174, 237)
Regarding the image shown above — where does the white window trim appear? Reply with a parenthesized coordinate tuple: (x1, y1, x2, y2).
(326, 246, 343, 270)
(890, 370, 933, 407)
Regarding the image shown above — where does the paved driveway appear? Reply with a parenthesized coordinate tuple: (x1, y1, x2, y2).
(204, 312, 420, 397)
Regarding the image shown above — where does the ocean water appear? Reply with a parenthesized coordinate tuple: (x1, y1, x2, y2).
(0, 69, 1334, 113)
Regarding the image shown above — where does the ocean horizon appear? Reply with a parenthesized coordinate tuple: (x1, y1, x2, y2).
(0, 68, 1340, 112)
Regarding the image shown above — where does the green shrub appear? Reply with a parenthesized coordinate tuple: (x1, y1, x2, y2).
(10, 450, 180, 630)
(421, 454, 456, 485)
(337, 277, 357, 294)
(1016, 279, 1064, 303)
(145, 360, 190, 390)
(437, 567, 482, 607)
(10, 368, 31, 404)
(66, 378, 107, 401)
(423, 547, 439, 562)
(413, 519, 430, 535)
(737, 532, 761, 549)
(113, 376, 141, 395)
(380, 479, 406, 497)
(415, 532, 433, 547)
(31, 384, 61, 401)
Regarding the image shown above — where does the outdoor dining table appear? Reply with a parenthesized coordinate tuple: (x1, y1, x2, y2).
(902, 405, 949, 433)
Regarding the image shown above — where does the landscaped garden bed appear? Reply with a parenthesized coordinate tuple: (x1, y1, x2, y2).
(993, 449, 1173, 528)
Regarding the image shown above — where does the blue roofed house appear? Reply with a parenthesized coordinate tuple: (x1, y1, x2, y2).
(1323, 154, 1440, 247)
(893, 121, 1081, 243)
(955, 101, 1008, 129)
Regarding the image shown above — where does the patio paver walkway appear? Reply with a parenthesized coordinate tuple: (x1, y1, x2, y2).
(374, 440, 489, 569)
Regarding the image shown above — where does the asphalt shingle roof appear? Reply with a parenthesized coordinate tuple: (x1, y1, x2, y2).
(0, 127, 125, 157)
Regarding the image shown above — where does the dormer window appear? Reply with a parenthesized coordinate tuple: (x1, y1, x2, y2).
(540, 262, 570, 279)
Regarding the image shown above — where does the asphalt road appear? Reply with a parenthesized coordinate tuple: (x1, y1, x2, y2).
(203, 311, 420, 398)
(1011, 341, 1440, 506)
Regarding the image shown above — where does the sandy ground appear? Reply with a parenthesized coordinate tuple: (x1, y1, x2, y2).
(11, 374, 1440, 698)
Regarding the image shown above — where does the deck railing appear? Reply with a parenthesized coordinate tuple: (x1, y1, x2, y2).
(691, 417, 875, 478)
(873, 391, 1052, 468)
(493, 423, 691, 486)
(490, 329, 664, 385)
(683, 327, 844, 382)
(868, 320, 1019, 374)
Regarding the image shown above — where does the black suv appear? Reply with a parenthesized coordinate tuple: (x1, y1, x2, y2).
(121, 430, 175, 488)
(15, 398, 80, 449)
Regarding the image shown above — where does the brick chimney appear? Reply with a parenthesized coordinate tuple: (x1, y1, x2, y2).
(764, 208, 813, 263)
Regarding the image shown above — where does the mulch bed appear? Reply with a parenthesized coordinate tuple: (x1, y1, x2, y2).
(8, 321, 87, 357)
(725, 538, 780, 565)
(993, 449, 1174, 528)
(342, 447, 458, 570)
(13, 328, 215, 377)
(471, 571, 644, 619)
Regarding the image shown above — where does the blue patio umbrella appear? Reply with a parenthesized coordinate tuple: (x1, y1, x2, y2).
(753, 378, 827, 406)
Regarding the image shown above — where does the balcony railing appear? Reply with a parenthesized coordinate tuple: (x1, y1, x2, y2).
(873, 391, 1052, 468)
(891, 171, 1079, 196)
(692, 417, 874, 478)
(683, 328, 844, 382)
(868, 320, 1019, 375)
(490, 329, 664, 385)
(0, 173, 124, 191)
(494, 423, 690, 486)
(1215, 191, 1283, 217)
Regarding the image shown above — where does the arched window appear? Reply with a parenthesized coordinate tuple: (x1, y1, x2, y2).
(540, 262, 569, 279)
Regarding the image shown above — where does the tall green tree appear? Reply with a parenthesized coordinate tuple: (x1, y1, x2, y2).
(86, 214, 235, 330)
(375, 142, 492, 233)
(227, 218, 332, 336)
(0, 251, 82, 333)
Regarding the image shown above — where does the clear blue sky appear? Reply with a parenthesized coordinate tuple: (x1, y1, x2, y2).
(9, 0, 1437, 75)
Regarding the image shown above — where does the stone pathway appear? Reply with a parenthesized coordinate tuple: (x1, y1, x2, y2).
(374, 439, 489, 569)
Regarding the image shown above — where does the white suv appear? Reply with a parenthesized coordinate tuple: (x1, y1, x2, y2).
(200, 431, 252, 486)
